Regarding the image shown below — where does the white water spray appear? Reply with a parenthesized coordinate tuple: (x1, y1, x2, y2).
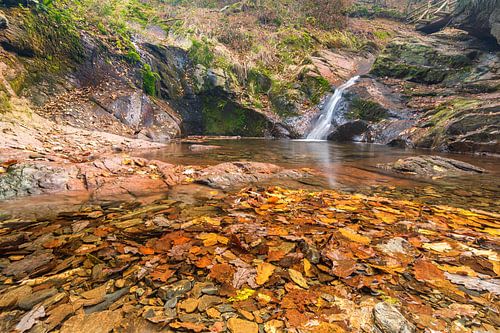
(306, 75, 359, 140)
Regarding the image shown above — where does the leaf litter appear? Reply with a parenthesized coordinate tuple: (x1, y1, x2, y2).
(0, 186, 498, 332)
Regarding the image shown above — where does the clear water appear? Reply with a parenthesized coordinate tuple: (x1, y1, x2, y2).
(137, 139, 499, 210)
(1, 139, 498, 219)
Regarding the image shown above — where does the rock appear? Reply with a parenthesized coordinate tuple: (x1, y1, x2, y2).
(18, 287, 57, 310)
(179, 298, 199, 313)
(378, 156, 485, 177)
(0, 12, 8, 30)
(373, 302, 416, 333)
(0, 285, 32, 308)
(197, 295, 222, 312)
(59, 310, 123, 333)
(2, 251, 55, 279)
(327, 120, 370, 142)
(196, 162, 305, 189)
(264, 319, 285, 333)
(157, 280, 192, 301)
(450, 0, 500, 44)
(189, 144, 221, 152)
(227, 318, 258, 333)
(371, 34, 473, 85)
(0, 164, 73, 200)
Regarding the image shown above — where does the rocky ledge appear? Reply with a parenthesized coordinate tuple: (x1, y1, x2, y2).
(0, 155, 309, 201)
(378, 155, 486, 177)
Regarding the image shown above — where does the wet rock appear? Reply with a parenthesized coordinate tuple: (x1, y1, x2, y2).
(197, 295, 222, 312)
(178, 298, 199, 313)
(373, 302, 416, 333)
(0, 164, 73, 200)
(227, 317, 258, 333)
(18, 287, 57, 310)
(157, 280, 192, 301)
(189, 144, 221, 152)
(196, 162, 305, 189)
(327, 120, 370, 142)
(59, 310, 123, 333)
(264, 319, 285, 333)
(378, 155, 485, 177)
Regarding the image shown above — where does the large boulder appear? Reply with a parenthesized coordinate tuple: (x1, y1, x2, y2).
(195, 162, 306, 189)
(450, 0, 500, 44)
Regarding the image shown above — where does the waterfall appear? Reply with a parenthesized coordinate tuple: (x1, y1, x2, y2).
(306, 75, 360, 140)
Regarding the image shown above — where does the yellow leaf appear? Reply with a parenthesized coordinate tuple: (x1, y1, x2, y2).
(422, 242, 452, 253)
(228, 288, 255, 302)
(339, 228, 371, 245)
(198, 233, 228, 246)
(255, 262, 275, 285)
(436, 264, 477, 277)
(288, 269, 308, 289)
(303, 259, 314, 277)
(373, 210, 398, 224)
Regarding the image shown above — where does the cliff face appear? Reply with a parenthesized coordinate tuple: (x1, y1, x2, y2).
(450, 0, 500, 44)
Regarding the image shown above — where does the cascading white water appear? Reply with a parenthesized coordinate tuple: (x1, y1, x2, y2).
(306, 75, 360, 140)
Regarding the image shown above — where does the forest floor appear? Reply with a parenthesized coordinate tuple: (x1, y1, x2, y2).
(0, 186, 498, 332)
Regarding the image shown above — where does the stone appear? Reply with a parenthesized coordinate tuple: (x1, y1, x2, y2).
(206, 308, 221, 319)
(196, 162, 304, 190)
(227, 318, 258, 333)
(18, 287, 58, 310)
(197, 295, 222, 312)
(59, 310, 123, 333)
(179, 298, 199, 313)
(158, 280, 192, 301)
(189, 145, 221, 152)
(0, 286, 32, 308)
(378, 156, 485, 178)
(264, 320, 285, 333)
(373, 302, 416, 333)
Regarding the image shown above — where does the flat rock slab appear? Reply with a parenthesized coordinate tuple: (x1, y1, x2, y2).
(195, 161, 305, 189)
(378, 155, 485, 177)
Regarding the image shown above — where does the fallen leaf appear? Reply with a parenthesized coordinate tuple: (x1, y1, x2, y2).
(288, 269, 308, 289)
(255, 262, 275, 285)
(339, 228, 371, 245)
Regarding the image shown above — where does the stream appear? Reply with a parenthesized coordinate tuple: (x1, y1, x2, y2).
(139, 139, 499, 209)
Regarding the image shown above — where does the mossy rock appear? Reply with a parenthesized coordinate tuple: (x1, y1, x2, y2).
(201, 92, 270, 136)
(247, 69, 272, 94)
(269, 83, 302, 117)
(371, 39, 472, 85)
(347, 97, 389, 122)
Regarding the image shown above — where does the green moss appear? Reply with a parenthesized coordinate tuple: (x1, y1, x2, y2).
(125, 49, 141, 64)
(347, 98, 388, 122)
(142, 64, 160, 96)
(201, 94, 268, 136)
